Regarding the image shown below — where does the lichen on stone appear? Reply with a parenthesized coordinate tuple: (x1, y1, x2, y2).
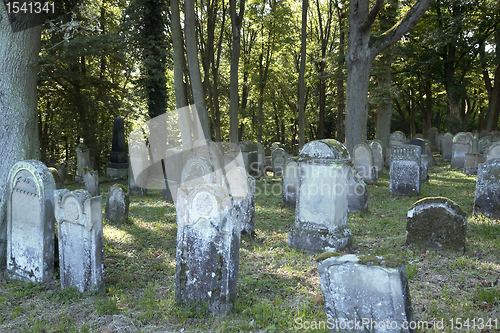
(357, 255, 381, 265)
(315, 251, 342, 262)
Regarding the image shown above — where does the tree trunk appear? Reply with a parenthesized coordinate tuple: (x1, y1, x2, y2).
(444, 49, 461, 134)
(171, 0, 193, 150)
(335, 0, 346, 142)
(298, 0, 308, 149)
(185, 0, 211, 140)
(0, 9, 42, 258)
(374, 53, 392, 149)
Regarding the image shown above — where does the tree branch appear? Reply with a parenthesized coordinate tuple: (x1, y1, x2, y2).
(370, 0, 432, 58)
(360, 0, 384, 32)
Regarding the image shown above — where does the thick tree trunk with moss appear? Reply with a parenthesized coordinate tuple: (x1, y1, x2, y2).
(0, 6, 42, 258)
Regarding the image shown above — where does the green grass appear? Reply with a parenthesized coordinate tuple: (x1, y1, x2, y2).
(0, 154, 499, 332)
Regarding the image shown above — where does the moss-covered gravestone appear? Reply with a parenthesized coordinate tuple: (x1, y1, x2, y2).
(288, 140, 352, 252)
(105, 184, 129, 223)
(474, 159, 500, 218)
(317, 253, 414, 333)
(406, 197, 467, 252)
(175, 184, 240, 314)
(225, 167, 255, 235)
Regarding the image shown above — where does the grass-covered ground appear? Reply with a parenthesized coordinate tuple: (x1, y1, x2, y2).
(1, 153, 499, 332)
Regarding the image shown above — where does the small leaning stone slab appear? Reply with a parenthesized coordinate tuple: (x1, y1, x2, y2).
(54, 189, 104, 292)
(317, 253, 414, 333)
(105, 184, 129, 223)
(406, 197, 467, 252)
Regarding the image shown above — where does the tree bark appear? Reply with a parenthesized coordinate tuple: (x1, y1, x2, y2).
(0, 6, 42, 258)
(185, 0, 211, 140)
(374, 53, 392, 149)
(344, 0, 431, 153)
(298, 0, 308, 149)
(335, 0, 346, 143)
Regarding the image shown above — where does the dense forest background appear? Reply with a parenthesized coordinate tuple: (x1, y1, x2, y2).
(37, 0, 500, 171)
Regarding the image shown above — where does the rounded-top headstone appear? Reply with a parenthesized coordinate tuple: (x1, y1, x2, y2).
(407, 197, 467, 252)
(299, 139, 350, 160)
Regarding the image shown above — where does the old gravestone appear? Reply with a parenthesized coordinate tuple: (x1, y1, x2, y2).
(440, 132, 453, 161)
(181, 156, 217, 188)
(256, 142, 266, 177)
(54, 189, 104, 292)
(225, 167, 255, 235)
(6, 160, 55, 283)
(347, 165, 368, 213)
(478, 136, 492, 154)
(386, 131, 407, 168)
(57, 164, 67, 184)
(413, 133, 424, 139)
(288, 140, 352, 252)
(83, 169, 100, 197)
(162, 148, 186, 202)
(406, 197, 467, 252)
(282, 157, 299, 208)
(128, 141, 149, 196)
(175, 184, 240, 314)
(464, 153, 484, 175)
(474, 159, 500, 218)
(427, 127, 439, 151)
(409, 139, 428, 182)
(368, 140, 384, 175)
(451, 132, 473, 169)
(353, 143, 377, 184)
(389, 145, 421, 196)
(424, 140, 437, 167)
(75, 142, 91, 182)
(484, 141, 500, 162)
(105, 184, 129, 223)
(238, 141, 260, 177)
(107, 116, 129, 179)
(437, 133, 444, 153)
(48, 167, 62, 189)
(272, 148, 287, 177)
(317, 253, 413, 333)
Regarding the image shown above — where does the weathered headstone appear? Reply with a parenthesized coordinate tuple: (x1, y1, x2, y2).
(181, 156, 217, 188)
(484, 141, 500, 162)
(479, 130, 491, 139)
(317, 253, 413, 333)
(162, 148, 186, 201)
(288, 140, 352, 252)
(478, 137, 492, 154)
(238, 141, 260, 177)
(389, 131, 406, 146)
(105, 184, 129, 223)
(75, 142, 91, 182)
(83, 169, 100, 197)
(175, 184, 240, 314)
(49, 167, 62, 189)
(282, 157, 299, 208)
(256, 142, 266, 177)
(440, 132, 453, 161)
(272, 148, 287, 177)
(347, 166, 368, 212)
(406, 197, 467, 252)
(437, 133, 444, 153)
(464, 153, 484, 175)
(474, 159, 500, 218)
(368, 140, 384, 174)
(57, 164, 68, 184)
(353, 143, 377, 184)
(427, 127, 439, 151)
(451, 132, 473, 169)
(492, 131, 500, 142)
(128, 141, 149, 196)
(413, 133, 424, 139)
(6, 160, 55, 283)
(408, 139, 428, 181)
(54, 189, 104, 292)
(424, 141, 437, 167)
(107, 116, 129, 179)
(226, 167, 255, 235)
(389, 145, 421, 196)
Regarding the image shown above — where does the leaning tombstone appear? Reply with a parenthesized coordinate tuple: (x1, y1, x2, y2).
(175, 184, 240, 314)
(272, 148, 287, 177)
(464, 153, 484, 175)
(389, 145, 421, 196)
(451, 132, 473, 169)
(427, 127, 439, 151)
(49, 167, 62, 189)
(317, 253, 413, 333)
(75, 142, 91, 182)
(484, 141, 500, 162)
(288, 140, 352, 252)
(282, 157, 299, 208)
(474, 159, 500, 218)
(347, 166, 368, 213)
(5, 160, 55, 283)
(406, 197, 467, 252)
(353, 143, 377, 184)
(54, 189, 104, 292)
(128, 141, 149, 196)
(105, 184, 129, 223)
(368, 140, 384, 174)
(440, 132, 453, 161)
(424, 140, 437, 167)
(107, 116, 129, 179)
(226, 167, 255, 235)
(83, 169, 100, 196)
